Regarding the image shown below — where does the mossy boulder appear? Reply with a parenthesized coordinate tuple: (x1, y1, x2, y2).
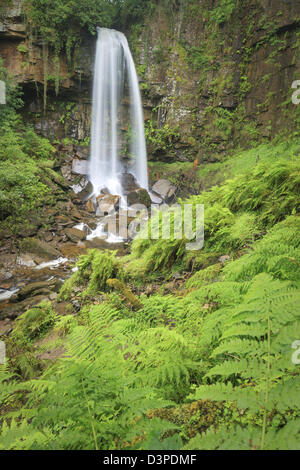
(19, 238, 61, 260)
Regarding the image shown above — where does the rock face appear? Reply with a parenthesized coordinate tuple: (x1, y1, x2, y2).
(132, 0, 300, 161)
(1, 1, 300, 163)
(151, 179, 177, 203)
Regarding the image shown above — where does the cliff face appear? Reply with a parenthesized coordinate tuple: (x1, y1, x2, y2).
(132, 0, 300, 162)
(1, 1, 300, 162)
(0, 0, 94, 140)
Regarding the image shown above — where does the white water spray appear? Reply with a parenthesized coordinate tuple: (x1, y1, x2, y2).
(89, 28, 148, 196)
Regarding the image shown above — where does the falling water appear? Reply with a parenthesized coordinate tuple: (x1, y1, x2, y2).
(89, 28, 148, 196)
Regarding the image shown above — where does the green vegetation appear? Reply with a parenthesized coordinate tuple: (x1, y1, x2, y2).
(1, 0, 300, 452)
(1, 137, 299, 449)
(0, 60, 64, 235)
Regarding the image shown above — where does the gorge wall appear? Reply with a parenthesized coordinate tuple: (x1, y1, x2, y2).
(1, 0, 300, 163)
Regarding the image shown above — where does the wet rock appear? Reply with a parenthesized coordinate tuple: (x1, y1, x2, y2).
(0, 295, 50, 321)
(100, 187, 111, 195)
(120, 173, 139, 193)
(64, 227, 86, 242)
(151, 179, 177, 203)
(55, 215, 73, 227)
(72, 158, 88, 175)
(15, 279, 63, 301)
(19, 238, 61, 260)
(61, 165, 72, 180)
(127, 188, 151, 208)
(96, 194, 120, 215)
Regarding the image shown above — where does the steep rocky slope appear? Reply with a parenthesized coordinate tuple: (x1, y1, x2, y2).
(1, 1, 300, 162)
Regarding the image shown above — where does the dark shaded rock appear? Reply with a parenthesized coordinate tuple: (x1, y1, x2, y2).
(126, 188, 151, 208)
(76, 181, 93, 201)
(120, 173, 139, 193)
(0, 295, 50, 321)
(74, 146, 90, 160)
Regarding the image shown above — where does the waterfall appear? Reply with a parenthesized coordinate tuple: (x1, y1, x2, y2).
(89, 27, 148, 197)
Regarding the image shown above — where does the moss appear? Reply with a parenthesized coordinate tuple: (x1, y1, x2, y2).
(106, 278, 143, 310)
(185, 263, 223, 289)
(11, 301, 56, 343)
(58, 249, 124, 301)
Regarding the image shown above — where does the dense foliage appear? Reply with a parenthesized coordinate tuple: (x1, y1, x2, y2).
(0, 60, 63, 233)
(1, 139, 299, 450)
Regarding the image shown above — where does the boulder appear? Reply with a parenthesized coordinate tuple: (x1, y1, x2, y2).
(149, 191, 163, 204)
(15, 279, 62, 301)
(126, 188, 151, 208)
(120, 173, 139, 193)
(72, 159, 88, 175)
(76, 181, 93, 201)
(19, 238, 61, 260)
(64, 227, 86, 243)
(151, 179, 177, 203)
(96, 194, 120, 215)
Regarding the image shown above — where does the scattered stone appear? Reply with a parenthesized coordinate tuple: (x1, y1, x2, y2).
(64, 227, 86, 243)
(96, 194, 120, 215)
(152, 179, 177, 203)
